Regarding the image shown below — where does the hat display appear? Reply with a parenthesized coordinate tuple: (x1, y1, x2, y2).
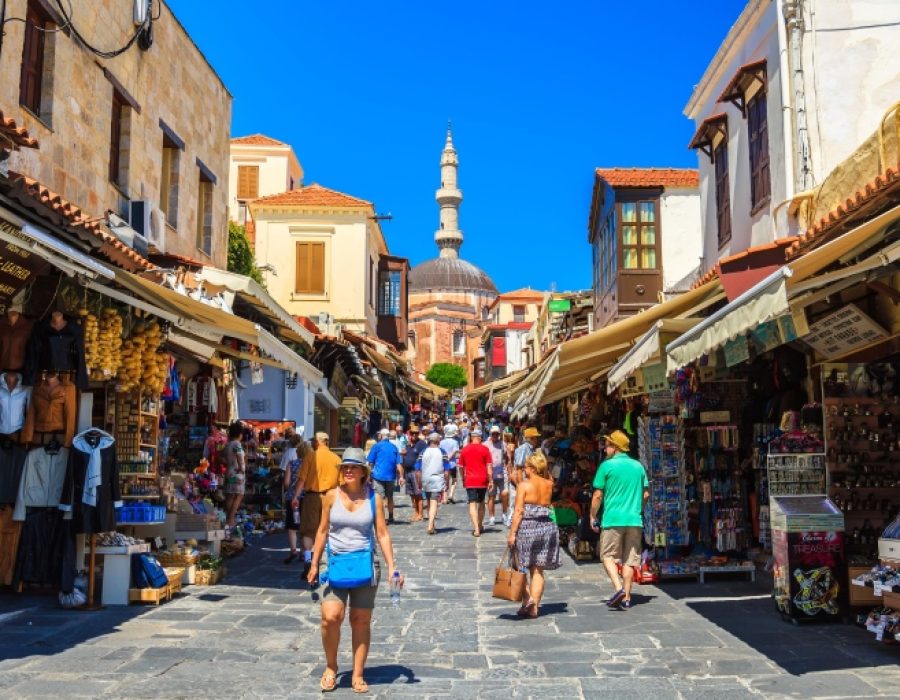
(601, 430, 631, 452)
(524, 427, 541, 439)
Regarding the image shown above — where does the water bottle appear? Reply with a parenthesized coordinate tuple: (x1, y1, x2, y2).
(292, 505, 300, 525)
(389, 571, 401, 607)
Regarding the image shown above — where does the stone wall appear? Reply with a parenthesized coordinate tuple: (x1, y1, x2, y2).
(1, 0, 231, 268)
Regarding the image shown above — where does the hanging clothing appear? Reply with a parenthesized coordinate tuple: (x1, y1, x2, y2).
(21, 378, 77, 447)
(59, 430, 122, 534)
(0, 438, 27, 506)
(13, 507, 74, 590)
(0, 314, 34, 372)
(13, 446, 69, 521)
(26, 315, 88, 389)
(0, 373, 30, 435)
(71, 431, 115, 508)
(0, 505, 23, 586)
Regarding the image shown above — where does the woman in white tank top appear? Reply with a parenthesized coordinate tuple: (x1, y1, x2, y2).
(307, 447, 404, 694)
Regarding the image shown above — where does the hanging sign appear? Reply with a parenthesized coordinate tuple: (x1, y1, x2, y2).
(803, 304, 888, 359)
(0, 218, 49, 313)
(751, 319, 782, 353)
(548, 299, 572, 313)
(642, 363, 668, 393)
(724, 335, 750, 367)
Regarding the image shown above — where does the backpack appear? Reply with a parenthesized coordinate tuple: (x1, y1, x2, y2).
(131, 553, 169, 589)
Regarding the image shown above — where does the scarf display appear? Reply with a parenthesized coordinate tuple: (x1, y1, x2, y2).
(72, 429, 115, 507)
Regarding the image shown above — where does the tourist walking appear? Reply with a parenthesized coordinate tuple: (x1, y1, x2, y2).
(419, 432, 447, 535)
(291, 432, 342, 578)
(223, 422, 246, 528)
(440, 424, 461, 504)
(282, 432, 310, 563)
(590, 430, 649, 611)
(367, 428, 404, 523)
(307, 448, 403, 694)
(507, 451, 560, 618)
(457, 428, 493, 536)
(403, 425, 426, 521)
(485, 426, 509, 527)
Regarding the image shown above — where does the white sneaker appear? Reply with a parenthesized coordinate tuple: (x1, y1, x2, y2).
(488, 516, 496, 526)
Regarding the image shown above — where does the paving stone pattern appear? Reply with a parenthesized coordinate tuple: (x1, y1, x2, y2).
(1, 501, 899, 698)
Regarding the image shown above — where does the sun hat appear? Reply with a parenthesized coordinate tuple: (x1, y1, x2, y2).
(379, 428, 389, 436)
(489, 425, 501, 434)
(523, 427, 541, 439)
(340, 448, 369, 475)
(471, 428, 482, 437)
(315, 431, 330, 442)
(444, 424, 458, 436)
(600, 430, 630, 452)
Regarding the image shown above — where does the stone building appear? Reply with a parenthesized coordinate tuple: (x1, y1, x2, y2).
(0, 0, 231, 268)
(408, 128, 498, 389)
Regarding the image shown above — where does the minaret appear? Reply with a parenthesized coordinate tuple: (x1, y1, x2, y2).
(434, 123, 463, 258)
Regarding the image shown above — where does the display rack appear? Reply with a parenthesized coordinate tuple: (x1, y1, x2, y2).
(115, 389, 161, 500)
(639, 415, 687, 550)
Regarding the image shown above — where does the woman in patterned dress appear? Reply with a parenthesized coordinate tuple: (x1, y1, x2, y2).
(507, 451, 560, 618)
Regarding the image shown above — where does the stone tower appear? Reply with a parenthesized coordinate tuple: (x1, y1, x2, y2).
(435, 124, 463, 259)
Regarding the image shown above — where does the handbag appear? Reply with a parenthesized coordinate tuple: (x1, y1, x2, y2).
(324, 489, 377, 589)
(492, 546, 527, 601)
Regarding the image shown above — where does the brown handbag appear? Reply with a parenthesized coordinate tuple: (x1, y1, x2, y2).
(492, 547, 527, 601)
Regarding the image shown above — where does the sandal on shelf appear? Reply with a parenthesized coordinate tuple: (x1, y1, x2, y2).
(351, 677, 369, 694)
(320, 669, 338, 692)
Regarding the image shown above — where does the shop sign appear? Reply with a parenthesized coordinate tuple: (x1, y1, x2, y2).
(724, 335, 750, 367)
(700, 410, 730, 424)
(751, 319, 783, 353)
(803, 304, 888, 359)
(648, 390, 675, 414)
(642, 363, 668, 393)
(0, 218, 49, 313)
(548, 299, 572, 313)
(620, 371, 645, 398)
(330, 363, 349, 403)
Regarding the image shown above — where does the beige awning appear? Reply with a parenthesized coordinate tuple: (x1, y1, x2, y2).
(667, 203, 900, 369)
(196, 267, 315, 346)
(607, 318, 700, 392)
(534, 279, 723, 407)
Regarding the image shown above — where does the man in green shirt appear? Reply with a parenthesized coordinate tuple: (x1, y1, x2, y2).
(590, 430, 649, 610)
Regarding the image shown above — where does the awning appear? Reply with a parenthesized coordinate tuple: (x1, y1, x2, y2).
(111, 269, 259, 345)
(667, 269, 791, 369)
(607, 318, 700, 392)
(255, 327, 322, 384)
(535, 279, 723, 406)
(196, 267, 315, 346)
(667, 203, 900, 369)
(399, 374, 444, 401)
(509, 353, 559, 419)
(360, 345, 397, 377)
(0, 218, 114, 280)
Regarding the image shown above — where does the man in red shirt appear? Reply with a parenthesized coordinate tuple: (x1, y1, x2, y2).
(458, 428, 493, 536)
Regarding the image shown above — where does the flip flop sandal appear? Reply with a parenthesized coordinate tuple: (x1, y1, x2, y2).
(472, 530, 481, 537)
(320, 670, 338, 692)
(351, 678, 369, 694)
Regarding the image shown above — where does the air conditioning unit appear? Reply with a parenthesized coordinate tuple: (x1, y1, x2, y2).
(129, 200, 164, 254)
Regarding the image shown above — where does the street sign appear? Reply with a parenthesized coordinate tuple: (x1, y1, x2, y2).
(548, 299, 571, 313)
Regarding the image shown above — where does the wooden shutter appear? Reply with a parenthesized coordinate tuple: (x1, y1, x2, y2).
(295, 242, 325, 294)
(109, 92, 124, 184)
(19, 3, 46, 113)
(237, 166, 259, 200)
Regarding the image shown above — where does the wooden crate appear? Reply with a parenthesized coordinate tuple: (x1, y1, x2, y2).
(129, 587, 169, 605)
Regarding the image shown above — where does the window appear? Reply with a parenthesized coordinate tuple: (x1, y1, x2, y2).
(714, 139, 732, 248)
(407, 330, 416, 352)
(619, 200, 658, 270)
(160, 134, 180, 228)
(196, 171, 213, 256)
(295, 241, 325, 294)
(368, 258, 375, 308)
(747, 91, 770, 209)
(452, 330, 465, 356)
(595, 209, 616, 291)
(237, 165, 259, 200)
(481, 305, 490, 321)
(109, 90, 131, 188)
(237, 202, 248, 225)
(378, 270, 402, 316)
(513, 305, 526, 323)
(19, 0, 53, 118)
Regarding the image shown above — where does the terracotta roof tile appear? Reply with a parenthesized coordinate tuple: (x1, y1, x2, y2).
(496, 288, 545, 300)
(7, 172, 152, 272)
(0, 109, 39, 151)
(230, 134, 287, 146)
(595, 168, 699, 189)
(251, 183, 372, 209)
(785, 166, 900, 259)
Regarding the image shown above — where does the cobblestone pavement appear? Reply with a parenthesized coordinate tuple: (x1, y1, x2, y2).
(1, 501, 899, 698)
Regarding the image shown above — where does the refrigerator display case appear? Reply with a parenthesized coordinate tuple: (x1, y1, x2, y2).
(771, 495, 847, 623)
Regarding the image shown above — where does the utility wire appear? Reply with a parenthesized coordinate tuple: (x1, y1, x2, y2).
(53, 0, 148, 59)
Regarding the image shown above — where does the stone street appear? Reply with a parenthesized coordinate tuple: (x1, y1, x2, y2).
(1, 501, 899, 699)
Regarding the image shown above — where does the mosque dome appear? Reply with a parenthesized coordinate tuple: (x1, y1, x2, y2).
(409, 257, 497, 293)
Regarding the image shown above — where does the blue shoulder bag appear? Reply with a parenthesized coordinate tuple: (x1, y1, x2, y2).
(323, 489, 377, 589)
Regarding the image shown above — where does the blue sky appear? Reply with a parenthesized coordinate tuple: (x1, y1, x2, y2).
(169, 0, 746, 293)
